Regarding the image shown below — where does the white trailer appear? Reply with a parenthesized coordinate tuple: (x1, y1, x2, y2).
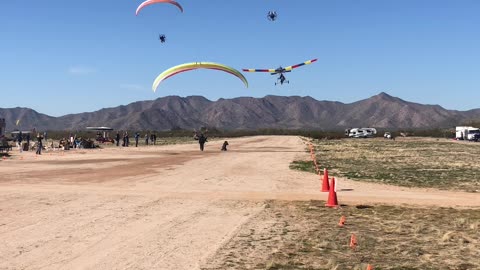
(345, 128, 377, 138)
(456, 126, 480, 141)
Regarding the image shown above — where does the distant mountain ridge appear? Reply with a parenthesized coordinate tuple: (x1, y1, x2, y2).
(1, 92, 479, 131)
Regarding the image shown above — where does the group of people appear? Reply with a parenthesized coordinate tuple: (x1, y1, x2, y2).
(15, 131, 28, 153)
(114, 130, 230, 152)
(115, 131, 157, 147)
(65, 134, 94, 149)
(15, 131, 44, 155)
(11, 129, 229, 154)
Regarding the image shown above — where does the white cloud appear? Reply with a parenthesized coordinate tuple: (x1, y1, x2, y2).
(119, 84, 145, 91)
(68, 66, 96, 75)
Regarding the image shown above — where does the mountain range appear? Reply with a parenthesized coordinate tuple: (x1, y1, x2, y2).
(1, 92, 479, 131)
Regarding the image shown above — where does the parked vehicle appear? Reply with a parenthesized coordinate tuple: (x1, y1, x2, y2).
(384, 132, 395, 140)
(345, 128, 377, 138)
(455, 126, 480, 141)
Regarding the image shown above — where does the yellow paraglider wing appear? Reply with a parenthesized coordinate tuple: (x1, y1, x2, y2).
(152, 62, 248, 92)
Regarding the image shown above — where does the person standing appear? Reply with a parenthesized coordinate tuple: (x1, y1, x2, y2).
(123, 131, 130, 147)
(134, 132, 140, 147)
(145, 133, 149, 146)
(26, 133, 31, 151)
(73, 134, 77, 148)
(115, 132, 120, 147)
(36, 133, 43, 155)
(221, 141, 229, 151)
(17, 131, 23, 152)
(70, 134, 74, 149)
(198, 133, 207, 151)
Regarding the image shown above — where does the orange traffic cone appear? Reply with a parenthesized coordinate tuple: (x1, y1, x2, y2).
(350, 233, 357, 249)
(366, 264, 373, 270)
(325, 177, 338, 207)
(338, 215, 346, 227)
(321, 168, 330, 192)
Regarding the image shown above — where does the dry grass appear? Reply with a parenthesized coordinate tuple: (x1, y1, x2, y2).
(291, 137, 480, 192)
(202, 200, 480, 270)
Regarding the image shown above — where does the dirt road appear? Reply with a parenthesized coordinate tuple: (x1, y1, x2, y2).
(1, 136, 478, 269)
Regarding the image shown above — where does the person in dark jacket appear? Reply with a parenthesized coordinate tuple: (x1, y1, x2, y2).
(115, 132, 120, 147)
(26, 133, 31, 151)
(134, 132, 140, 147)
(150, 133, 157, 145)
(221, 141, 229, 151)
(198, 133, 207, 151)
(17, 131, 23, 152)
(36, 133, 43, 155)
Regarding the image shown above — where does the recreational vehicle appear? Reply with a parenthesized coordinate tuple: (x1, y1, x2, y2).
(345, 128, 377, 138)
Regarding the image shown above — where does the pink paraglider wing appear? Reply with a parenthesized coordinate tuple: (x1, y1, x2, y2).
(136, 0, 184, 16)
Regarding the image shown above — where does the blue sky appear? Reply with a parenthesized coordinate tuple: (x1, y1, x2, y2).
(1, 0, 480, 116)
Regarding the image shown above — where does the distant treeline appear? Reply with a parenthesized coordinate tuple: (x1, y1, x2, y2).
(39, 127, 456, 141)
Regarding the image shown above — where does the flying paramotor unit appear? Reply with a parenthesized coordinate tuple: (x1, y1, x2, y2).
(159, 34, 166, 43)
(152, 62, 249, 92)
(135, 0, 184, 16)
(243, 59, 317, 85)
(267, 11, 278, 21)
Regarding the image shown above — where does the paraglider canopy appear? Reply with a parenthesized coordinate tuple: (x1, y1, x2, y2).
(152, 62, 249, 92)
(136, 0, 184, 16)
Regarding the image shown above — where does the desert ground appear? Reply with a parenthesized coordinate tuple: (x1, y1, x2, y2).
(1, 136, 479, 269)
